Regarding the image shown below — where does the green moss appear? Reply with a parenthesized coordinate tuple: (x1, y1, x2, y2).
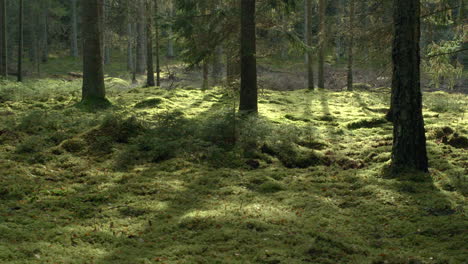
(346, 117, 388, 129)
(134, 97, 164, 108)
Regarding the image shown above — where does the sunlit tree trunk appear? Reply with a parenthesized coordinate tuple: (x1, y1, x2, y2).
(390, 0, 428, 173)
(239, 0, 257, 113)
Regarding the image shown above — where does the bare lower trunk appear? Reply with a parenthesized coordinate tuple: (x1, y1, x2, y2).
(346, 0, 354, 91)
(306, 0, 314, 90)
(70, 0, 78, 57)
(318, 0, 325, 89)
(0, 0, 7, 78)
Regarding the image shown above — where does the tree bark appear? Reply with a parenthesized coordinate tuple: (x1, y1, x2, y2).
(390, 0, 428, 173)
(70, 0, 79, 57)
(81, 0, 107, 105)
(239, 0, 257, 113)
(318, 0, 325, 89)
(154, 0, 160, 87)
(167, 1, 174, 58)
(136, 0, 146, 74)
(346, 0, 354, 91)
(306, 0, 314, 90)
(0, 0, 7, 78)
(41, 3, 49, 63)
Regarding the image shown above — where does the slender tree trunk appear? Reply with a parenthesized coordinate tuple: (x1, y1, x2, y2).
(136, 0, 146, 74)
(81, 0, 107, 105)
(318, 0, 325, 89)
(306, 0, 314, 90)
(167, 2, 174, 58)
(155, 0, 160, 87)
(390, 0, 428, 173)
(0, 0, 7, 78)
(41, 3, 48, 63)
(212, 45, 223, 84)
(239, 0, 257, 113)
(70, 0, 78, 57)
(127, 22, 133, 71)
(17, 0, 23, 82)
(145, 1, 155, 87)
(103, 0, 110, 65)
(202, 59, 209, 90)
(346, 0, 354, 91)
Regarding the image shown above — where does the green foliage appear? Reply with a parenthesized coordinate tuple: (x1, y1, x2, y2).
(423, 41, 464, 90)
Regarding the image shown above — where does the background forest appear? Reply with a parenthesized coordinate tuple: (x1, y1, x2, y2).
(0, 0, 467, 263)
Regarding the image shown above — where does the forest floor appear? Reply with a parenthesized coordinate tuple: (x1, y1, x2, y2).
(0, 65, 467, 264)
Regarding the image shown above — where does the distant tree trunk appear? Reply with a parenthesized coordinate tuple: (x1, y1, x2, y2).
(136, 0, 146, 74)
(154, 0, 160, 87)
(239, 0, 257, 113)
(306, 0, 314, 90)
(0, 0, 7, 78)
(167, 2, 174, 58)
(41, 3, 49, 63)
(81, 0, 107, 105)
(70, 0, 79, 58)
(346, 0, 354, 91)
(202, 59, 209, 90)
(212, 46, 223, 84)
(103, 0, 110, 65)
(145, 1, 155, 87)
(318, 0, 325, 89)
(127, 22, 133, 71)
(390, 0, 428, 173)
(17, 0, 23, 82)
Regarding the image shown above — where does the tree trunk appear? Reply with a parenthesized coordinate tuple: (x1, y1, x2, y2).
(390, 0, 428, 173)
(306, 0, 314, 90)
(167, 2, 174, 58)
(17, 0, 23, 82)
(127, 22, 133, 71)
(136, 0, 146, 74)
(346, 0, 354, 91)
(103, 0, 110, 65)
(155, 0, 160, 87)
(0, 0, 7, 78)
(212, 45, 223, 84)
(81, 0, 107, 105)
(70, 0, 78, 57)
(202, 59, 209, 90)
(318, 0, 325, 89)
(145, 1, 155, 87)
(41, 3, 48, 63)
(239, 0, 257, 113)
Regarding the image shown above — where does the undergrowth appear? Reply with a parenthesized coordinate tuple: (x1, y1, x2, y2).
(0, 78, 467, 264)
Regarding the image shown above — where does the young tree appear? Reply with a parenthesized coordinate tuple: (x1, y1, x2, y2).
(81, 0, 107, 106)
(0, 0, 6, 78)
(239, 0, 257, 113)
(346, 0, 354, 91)
(305, 0, 314, 90)
(17, 0, 23, 82)
(317, 0, 325, 89)
(390, 0, 428, 173)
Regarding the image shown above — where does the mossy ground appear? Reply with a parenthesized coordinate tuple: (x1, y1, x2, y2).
(0, 64, 467, 264)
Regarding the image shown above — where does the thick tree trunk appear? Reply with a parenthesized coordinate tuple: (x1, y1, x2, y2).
(0, 0, 7, 78)
(239, 0, 257, 113)
(306, 0, 314, 90)
(145, 1, 155, 87)
(317, 0, 325, 89)
(346, 0, 354, 91)
(390, 0, 428, 173)
(70, 0, 78, 57)
(81, 0, 107, 104)
(17, 0, 23, 82)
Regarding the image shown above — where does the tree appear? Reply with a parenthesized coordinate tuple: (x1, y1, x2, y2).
(154, 0, 160, 87)
(0, 0, 6, 78)
(346, 0, 354, 91)
(146, 0, 155, 87)
(17, 0, 23, 82)
(81, 0, 108, 107)
(136, 0, 146, 74)
(70, 0, 78, 57)
(317, 0, 325, 89)
(390, 0, 428, 173)
(305, 0, 314, 90)
(239, 0, 257, 114)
